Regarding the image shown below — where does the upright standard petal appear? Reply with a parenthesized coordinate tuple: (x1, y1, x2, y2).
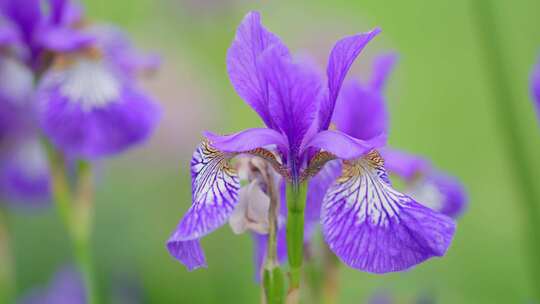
(333, 80, 388, 140)
(319, 28, 381, 130)
(369, 53, 398, 92)
(36, 26, 95, 52)
(37, 58, 160, 158)
(167, 141, 240, 269)
(321, 151, 455, 273)
(332, 54, 396, 140)
(227, 11, 289, 129)
(88, 24, 161, 77)
(531, 57, 540, 121)
(259, 46, 321, 153)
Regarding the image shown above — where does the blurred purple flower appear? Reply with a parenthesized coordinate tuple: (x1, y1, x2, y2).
(0, 0, 162, 159)
(87, 24, 161, 77)
(18, 266, 86, 304)
(382, 149, 467, 219)
(531, 56, 540, 122)
(0, 44, 50, 205)
(167, 11, 455, 275)
(36, 57, 161, 159)
(0, 136, 50, 206)
(0, 55, 34, 143)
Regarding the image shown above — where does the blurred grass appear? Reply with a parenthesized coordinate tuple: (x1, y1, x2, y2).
(9, 0, 540, 303)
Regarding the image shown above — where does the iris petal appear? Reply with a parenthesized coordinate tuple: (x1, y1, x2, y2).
(321, 151, 455, 273)
(204, 128, 287, 153)
(226, 11, 289, 129)
(319, 28, 381, 131)
(259, 46, 321, 153)
(306, 130, 386, 160)
(166, 239, 207, 271)
(167, 141, 240, 269)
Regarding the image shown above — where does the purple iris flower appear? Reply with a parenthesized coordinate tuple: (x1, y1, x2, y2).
(36, 56, 161, 158)
(167, 11, 455, 274)
(531, 56, 540, 122)
(0, 36, 49, 205)
(0, 0, 94, 65)
(0, 0, 161, 159)
(381, 148, 467, 219)
(18, 266, 86, 304)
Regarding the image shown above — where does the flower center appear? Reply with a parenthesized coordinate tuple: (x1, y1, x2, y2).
(59, 59, 120, 111)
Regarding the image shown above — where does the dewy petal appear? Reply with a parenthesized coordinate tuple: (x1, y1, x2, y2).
(305, 130, 386, 160)
(380, 148, 431, 181)
(227, 11, 289, 129)
(259, 46, 321, 152)
(319, 28, 381, 130)
(204, 128, 287, 153)
(531, 57, 540, 121)
(321, 151, 456, 273)
(37, 59, 161, 158)
(167, 141, 240, 269)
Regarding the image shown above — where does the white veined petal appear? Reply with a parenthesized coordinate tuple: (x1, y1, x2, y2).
(54, 59, 121, 111)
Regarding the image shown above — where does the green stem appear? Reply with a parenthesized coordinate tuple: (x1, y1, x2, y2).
(321, 244, 340, 304)
(285, 183, 307, 304)
(46, 145, 98, 304)
(0, 207, 15, 304)
(73, 161, 98, 304)
(263, 167, 285, 304)
(471, 1, 540, 301)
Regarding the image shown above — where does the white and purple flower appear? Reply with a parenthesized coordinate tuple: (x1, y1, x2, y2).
(37, 55, 160, 158)
(167, 11, 456, 274)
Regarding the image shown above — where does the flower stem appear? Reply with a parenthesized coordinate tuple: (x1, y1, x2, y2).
(46, 144, 99, 304)
(321, 244, 340, 304)
(73, 161, 98, 304)
(263, 167, 285, 304)
(0, 207, 15, 304)
(285, 182, 307, 304)
(471, 1, 540, 300)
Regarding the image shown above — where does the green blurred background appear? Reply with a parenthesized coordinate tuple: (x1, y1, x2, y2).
(9, 0, 540, 303)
